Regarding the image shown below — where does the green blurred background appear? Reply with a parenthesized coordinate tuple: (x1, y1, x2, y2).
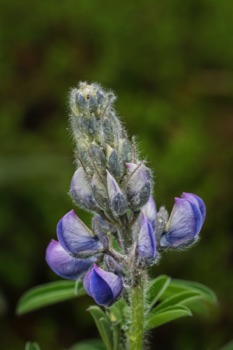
(0, 0, 233, 349)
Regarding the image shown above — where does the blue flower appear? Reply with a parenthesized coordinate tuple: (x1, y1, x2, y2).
(57, 210, 103, 255)
(160, 193, 206, 248)
(83, 264, 124, 306)
(46, 240, 96, 280)
(46, 210, 104, 279)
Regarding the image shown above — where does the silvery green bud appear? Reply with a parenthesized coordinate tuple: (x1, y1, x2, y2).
(126, 163, 151, 211)
(156, 206, 169, 238)
(106, 170, 128, 216)
(106, 144, 124, 179)
(104, 255, 123, 274)
(119, 138, 133, 163)
(91, 173, 109, 210)
(102, 117, 115, 146)
(91, 216, 109, 250)
(75, 139, 94, 175)
(92, 214, 117, 235)
(89, 143, 106, 171)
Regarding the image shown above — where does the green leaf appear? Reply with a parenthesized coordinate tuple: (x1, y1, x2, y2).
(25, 342, 41, 350)
(163, 279, 217, 304)
(17, 280, 85, 315)
(174, 279, 217, 304)
(108, 298, 128, 323)
(88, 306, 113, 350)
(67, 339, 105, 350)
(153, 290, 203, 313)
(146, 275, 171, 309)
(145, 305, 192, 330)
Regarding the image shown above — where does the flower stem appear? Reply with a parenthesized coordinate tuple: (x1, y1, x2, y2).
(128, 276, 145, 350)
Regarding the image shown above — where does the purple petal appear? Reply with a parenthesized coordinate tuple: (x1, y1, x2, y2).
(142, 196, 157, 230)
(46, 240, 95, 280)
(70, 167, 97, 211)
(83, 264, 123, 306)
(182, 192, 206, 223)
(160, 197, 203, 247)
(106, 170, 122, 199)
(137, 214, 157, 259)
(57, 210, 103, 255)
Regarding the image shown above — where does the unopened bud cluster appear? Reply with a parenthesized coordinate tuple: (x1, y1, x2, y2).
(46, 83, 206, 306)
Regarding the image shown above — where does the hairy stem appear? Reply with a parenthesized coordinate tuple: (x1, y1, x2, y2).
(128, 275, 145, 350)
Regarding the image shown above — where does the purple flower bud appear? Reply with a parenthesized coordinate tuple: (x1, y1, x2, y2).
(126, 163, 151, 211)
(83, 264, 124, 306)
(57, 210, 103, 256)
(137, 214, 157, 259)
(182, 192, 206, 223)
(142, 196, 157, 231)
(70, 167, 97, 211)
(160, 193, 206, 248)
(46, 240, 96, 280)
(106, 170, 128, 216)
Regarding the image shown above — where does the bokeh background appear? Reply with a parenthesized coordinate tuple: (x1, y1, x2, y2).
(1, 0, 233, 349)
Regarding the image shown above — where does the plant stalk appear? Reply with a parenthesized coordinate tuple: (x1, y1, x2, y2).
(128, 276, 145, 350)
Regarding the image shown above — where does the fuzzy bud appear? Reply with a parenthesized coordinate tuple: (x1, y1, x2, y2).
(160, 193, 206, 249)
(91, 173, 109, 210)
(83, 264, 124, 306)
(70, 167, 97, 211)
(107, 170, 128, 216)
(106, 144, 124, 179)
(126, 163, 151, 211)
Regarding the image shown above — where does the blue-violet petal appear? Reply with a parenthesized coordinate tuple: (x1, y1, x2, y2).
(46, 240, 95, 280)
(57, 210, 103, 255)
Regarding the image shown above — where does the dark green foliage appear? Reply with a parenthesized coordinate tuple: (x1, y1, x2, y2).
(0, 0, 232, 349)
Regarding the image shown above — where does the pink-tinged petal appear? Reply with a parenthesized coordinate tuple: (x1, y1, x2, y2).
(46, 240, 95, 280)
(57, 210, 103, 255)
(83, 264, 123, 306)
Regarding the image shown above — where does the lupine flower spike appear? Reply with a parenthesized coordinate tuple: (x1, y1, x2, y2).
(46, 82, 206, 313)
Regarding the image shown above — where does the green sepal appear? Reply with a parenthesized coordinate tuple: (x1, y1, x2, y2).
(145, 305, 192, 330)
(25, 342, 41, 350)
(17, 280, 85, 315)
(88, 306, 113, 350)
